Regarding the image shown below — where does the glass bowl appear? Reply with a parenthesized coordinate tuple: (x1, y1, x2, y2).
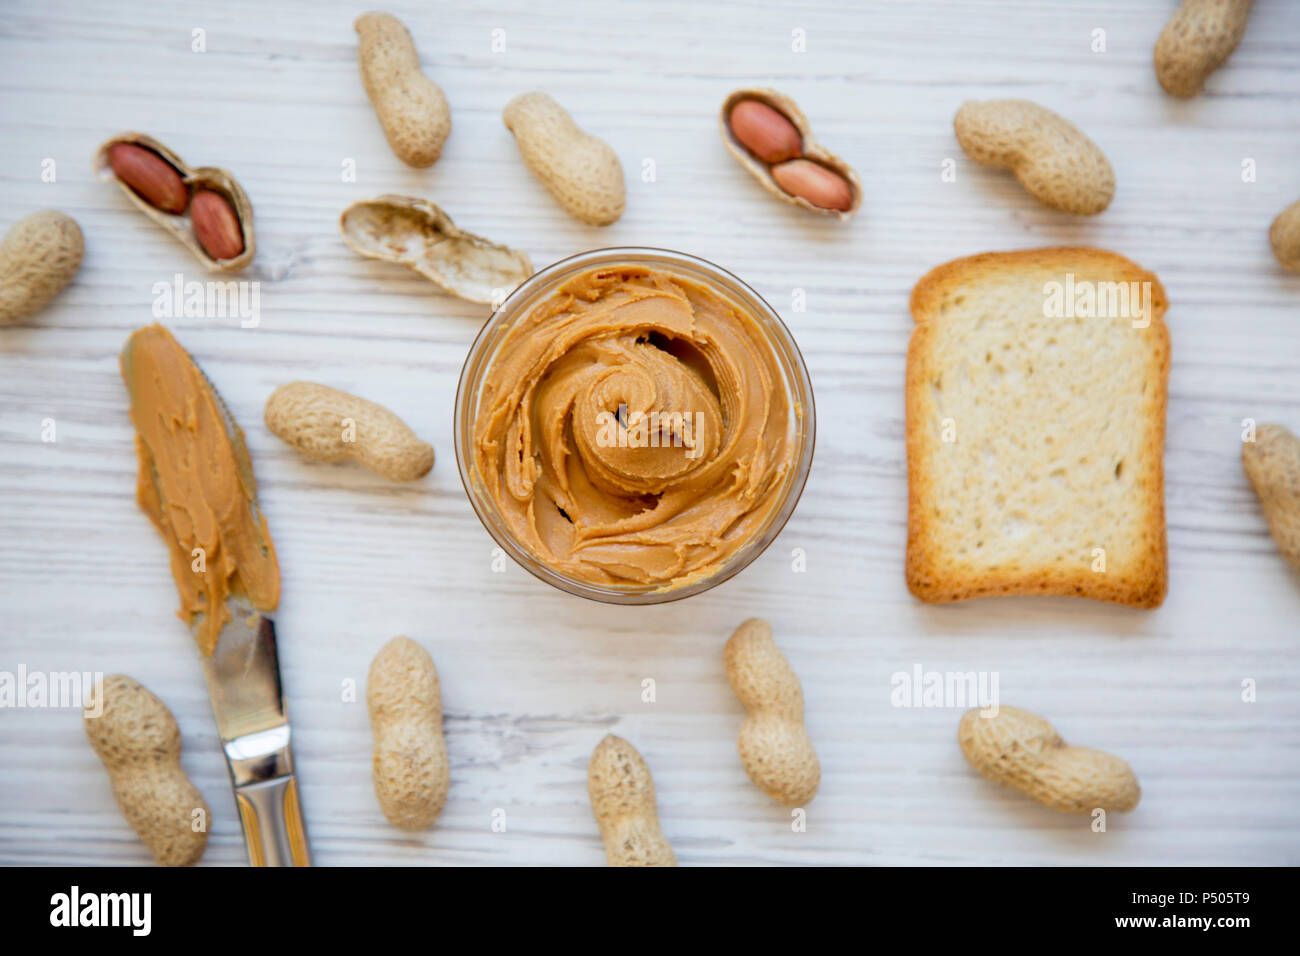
(454, 247, 815, 603)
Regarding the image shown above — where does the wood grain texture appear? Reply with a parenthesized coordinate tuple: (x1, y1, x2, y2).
(1, 0, 1298, 866)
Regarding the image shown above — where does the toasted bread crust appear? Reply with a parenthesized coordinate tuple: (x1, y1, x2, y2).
(905, 247, 1170, 608)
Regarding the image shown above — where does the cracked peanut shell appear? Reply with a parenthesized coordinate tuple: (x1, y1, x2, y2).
(95, 132, 255, 273)
(340, 195, 533, 305)
(720, 88, 862, 220)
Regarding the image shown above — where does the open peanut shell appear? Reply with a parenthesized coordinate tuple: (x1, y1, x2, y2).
(94, 132, 255, 273)
(339, 195, 534, 305)
(719, 88, 862, 221)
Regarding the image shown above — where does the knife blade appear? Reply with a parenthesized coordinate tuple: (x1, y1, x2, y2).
(196, 595, 310, 867)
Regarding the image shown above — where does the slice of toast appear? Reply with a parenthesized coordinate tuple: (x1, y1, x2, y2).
(905, 247, 1170, 608)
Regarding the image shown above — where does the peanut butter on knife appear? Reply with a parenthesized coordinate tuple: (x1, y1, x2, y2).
(121, 324, 279, 654)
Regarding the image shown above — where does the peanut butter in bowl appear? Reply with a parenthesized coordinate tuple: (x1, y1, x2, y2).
(456, 249, 816, 603)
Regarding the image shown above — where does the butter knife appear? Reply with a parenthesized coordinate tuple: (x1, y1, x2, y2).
(124, 330, 311, 867)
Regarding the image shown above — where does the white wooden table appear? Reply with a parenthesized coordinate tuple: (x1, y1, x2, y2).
(2, 0, 1298, 866)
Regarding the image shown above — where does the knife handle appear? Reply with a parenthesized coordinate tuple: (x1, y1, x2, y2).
(235, 775, 312, 867)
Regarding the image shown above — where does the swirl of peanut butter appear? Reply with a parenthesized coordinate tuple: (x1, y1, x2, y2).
(473, 265, 797, 588)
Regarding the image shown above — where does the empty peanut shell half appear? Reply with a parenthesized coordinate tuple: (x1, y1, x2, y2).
(339, 195, 533, 305)
(720, 88, 861, 220)
(94, 132, 255, 273)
